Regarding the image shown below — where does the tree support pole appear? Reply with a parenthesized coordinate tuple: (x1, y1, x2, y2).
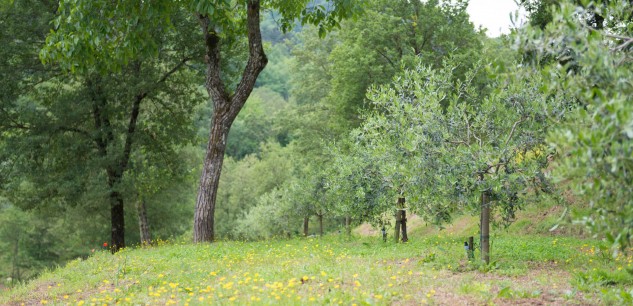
(480, 190, 490, 264)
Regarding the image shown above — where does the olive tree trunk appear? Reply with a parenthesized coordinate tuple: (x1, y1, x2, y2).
(394, 197, 408, 242)
(303, 217, 309, 236)
(318, 214, 324, 236)
(394, 210, 401, 243)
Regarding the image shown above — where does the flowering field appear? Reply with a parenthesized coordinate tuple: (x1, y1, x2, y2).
(2, 233, 632, 305)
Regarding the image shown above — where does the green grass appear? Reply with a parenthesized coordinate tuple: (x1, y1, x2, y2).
(2, 229, 632, 305)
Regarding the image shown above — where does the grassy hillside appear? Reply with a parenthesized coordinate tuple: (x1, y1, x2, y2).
(2, 206, 632, 305)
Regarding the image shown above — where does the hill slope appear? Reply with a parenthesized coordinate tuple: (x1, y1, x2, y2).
(1, 220, 631, 305)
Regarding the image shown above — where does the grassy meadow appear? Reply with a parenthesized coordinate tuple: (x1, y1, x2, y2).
(2, 208, 633, 305)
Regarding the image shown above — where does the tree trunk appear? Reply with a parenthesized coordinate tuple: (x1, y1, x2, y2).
(399, 197, 408, 242)
(194, 118, 229, 242)
(137, 199, 152, 246)
(303, 216, 309, 237)
(394, 210, 401, 243)
(480, 190, 490, 264)
(318, 214, 324, 236)
(109, 190, 125, 253)
(400, 210, 408, 243)
(193, 0, 267, 243)
(344, 216, 352, 236)
(89, 74, 145, 253)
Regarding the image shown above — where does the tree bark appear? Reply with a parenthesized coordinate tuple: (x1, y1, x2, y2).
(344, 216, 352, 236)
(318, 214, 324, 236)
(88, 71, 146, 252)
(193, 0, 267, 243)
(400, 201, 408, 242)
(481, 190, 490, 264)
(193, 118, 229, 242)
(303, 216, 309, 237)
(109, 190, 125, 253)
(394, 210, 401, 243)
(137, 199, 152, 246)
(395, 197, 407, 242)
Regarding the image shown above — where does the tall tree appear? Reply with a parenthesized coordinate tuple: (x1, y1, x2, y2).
(44, 0, 358, 243)
(324, 0, 482, 130)
(5, 2, 202, 252)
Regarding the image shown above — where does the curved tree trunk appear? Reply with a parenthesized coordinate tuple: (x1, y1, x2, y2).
(194, 118, 230, 242)
(193, 0, 267, 243)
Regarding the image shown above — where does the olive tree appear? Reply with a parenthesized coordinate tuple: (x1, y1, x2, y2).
(519, 0, 633, 252)
(330, 60, 567, 262)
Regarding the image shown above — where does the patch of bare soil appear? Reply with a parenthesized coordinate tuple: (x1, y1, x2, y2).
(393, 266, 595, 306)
(355, 214, 479, 238)
(7, 281, 135, 306)
(354, 214, 426, 237)
(3, 281, 57, 306)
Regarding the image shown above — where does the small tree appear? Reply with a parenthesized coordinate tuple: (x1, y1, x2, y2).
(335, 61, 566, 262)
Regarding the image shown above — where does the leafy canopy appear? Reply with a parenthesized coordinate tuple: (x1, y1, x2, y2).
(42, 0, 360, 73)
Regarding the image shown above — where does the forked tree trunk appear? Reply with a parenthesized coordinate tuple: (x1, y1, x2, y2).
(303, 216, 309, 237)
(193, 0, 267, 243)
(480, 190, 490, 264)
(89, 73, 145, 253)
(137, 199, 152, 246)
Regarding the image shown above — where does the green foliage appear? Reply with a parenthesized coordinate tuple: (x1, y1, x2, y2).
(1, 0, 203, 272)
(327, 58, 565, 230)
(42, 0, 360, 74)
(216, 141, 296, 239)
(278, 0, 485, 233)
(256, 43, 293, 99)
(234, 188, 299, 240)
(324, 0, 482, 129)
(0, 202, 106, 283)
(225, 88, 291, 159)
(519, 0, 633, 251)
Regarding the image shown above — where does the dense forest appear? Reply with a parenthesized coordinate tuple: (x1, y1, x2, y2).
(1, 0, 632, 288)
